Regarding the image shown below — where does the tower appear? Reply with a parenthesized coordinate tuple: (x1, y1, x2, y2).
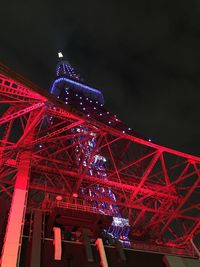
(0, 58, 200, 266)
(50, 53, 130, 243)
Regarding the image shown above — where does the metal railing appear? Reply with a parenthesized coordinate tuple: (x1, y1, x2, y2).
(41, 196, 199, 258)
(54, 200, 113, 216)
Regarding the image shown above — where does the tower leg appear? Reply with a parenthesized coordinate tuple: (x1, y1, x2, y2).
(95, 238, 109, 267)
(0, 140, 33, 267)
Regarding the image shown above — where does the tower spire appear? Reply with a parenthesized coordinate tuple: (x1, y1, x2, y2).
(50, 53, 104, 104)
(58, 51, 64, 59)
(55, 52, 80, 81)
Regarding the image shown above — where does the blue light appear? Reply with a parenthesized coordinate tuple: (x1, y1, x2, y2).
(50, 77, 104, 104)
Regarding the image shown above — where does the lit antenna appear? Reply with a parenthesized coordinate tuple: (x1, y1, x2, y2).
(58, 51, 63, 59)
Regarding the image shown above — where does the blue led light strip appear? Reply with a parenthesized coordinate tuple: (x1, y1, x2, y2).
(50, 77, 104, 104)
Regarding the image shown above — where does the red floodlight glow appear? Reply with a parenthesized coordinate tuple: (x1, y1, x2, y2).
(0, 63, 200, 260)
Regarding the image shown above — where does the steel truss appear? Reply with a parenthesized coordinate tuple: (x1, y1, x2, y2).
(0, 64, 200, 250)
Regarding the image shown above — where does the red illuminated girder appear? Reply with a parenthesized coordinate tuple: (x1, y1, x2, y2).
(0, 103, 45, 126)
(0, 75, 45, 101)
(0, 176, 197, 223)
(0, 64, 200, 249)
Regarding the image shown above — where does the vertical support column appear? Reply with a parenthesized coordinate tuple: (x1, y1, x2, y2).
(53, 227, 62, 260)
(0, 135, 33, 267)
(30, 210, 42, 267)
(95, 238, 109, 267)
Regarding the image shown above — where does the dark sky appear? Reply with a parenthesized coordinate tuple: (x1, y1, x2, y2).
(1, 0, 200, 155)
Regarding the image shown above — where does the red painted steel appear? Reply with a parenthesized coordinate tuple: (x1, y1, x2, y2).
(0, 63, 200, 252)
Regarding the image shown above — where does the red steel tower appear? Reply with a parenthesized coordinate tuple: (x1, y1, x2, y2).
(0, 57, 200, 266)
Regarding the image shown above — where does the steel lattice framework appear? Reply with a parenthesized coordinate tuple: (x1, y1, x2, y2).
(0, 63, 200, 252)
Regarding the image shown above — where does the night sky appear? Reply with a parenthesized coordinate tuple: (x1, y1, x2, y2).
(1, 0, 200, 156)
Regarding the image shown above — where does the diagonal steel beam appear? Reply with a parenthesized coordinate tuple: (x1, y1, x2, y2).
(158, 163, 200, 238)
(129, 151, 161, 204)
(0, 102, 45, 126)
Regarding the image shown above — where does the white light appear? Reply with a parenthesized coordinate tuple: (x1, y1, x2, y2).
(56, 195, 63, 201)
(72, 192, 78, 198)
(58, 51, 63, 58)
(148, 139, 151, 142)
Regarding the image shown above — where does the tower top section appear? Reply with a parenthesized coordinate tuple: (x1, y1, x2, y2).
(50, 52, 104, 104)
(56, 52, 81, 81)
